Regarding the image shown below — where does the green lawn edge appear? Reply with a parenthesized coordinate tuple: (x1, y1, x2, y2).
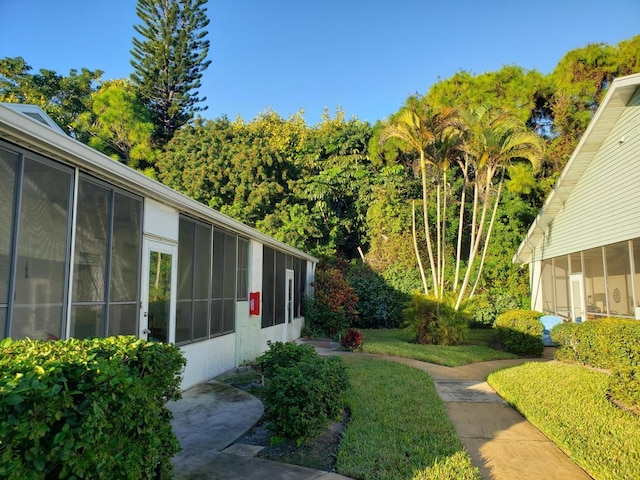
(337, 356, 480, 480)
(361, 328, 517, 367)
(488, 362, 640, 480)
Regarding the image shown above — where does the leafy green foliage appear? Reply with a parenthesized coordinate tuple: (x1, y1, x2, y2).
(76, 79, 158, 169)
(256, 340, 316, 378)
(403, 293, 469, 345)
(304, 265, 359, 336)
(550, 318, 640, 370)
(550, 318, 640, 410)
(470, 292, 522, 328)
(337, 356, 480, 480)
(0, 336, 185, 479)
(488, 362, 640, 480)
(346, 262, 407, 329)
(609, 367, 640, 413)
(0, 56, 101, 138)
(494, 310, 543, 356)
(261, 347, 348, 444)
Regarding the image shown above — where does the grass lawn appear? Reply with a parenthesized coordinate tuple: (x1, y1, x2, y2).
(488, 362, 640, 480)
(337, 356, 479, 480)
(361, 328, 517, 367)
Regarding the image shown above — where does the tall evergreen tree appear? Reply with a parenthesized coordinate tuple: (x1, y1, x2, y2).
(130, 0, 211, 145)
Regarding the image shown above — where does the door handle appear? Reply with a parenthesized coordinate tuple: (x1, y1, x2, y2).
(142, 328, 152, 335)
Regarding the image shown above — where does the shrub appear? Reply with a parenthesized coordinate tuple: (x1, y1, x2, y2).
(340, 327, 363, 350)
(256, 341, 317, 378)
(0, 336, 185, 480)
(262, 356, 348, 443)
(469, 293, 522, 328)
(346, 262, 407, 329)
(550, 318, 640, 412)
(609, 367, 640, 412)
(305, 265, 359, 336)
(494, 310, 544, 356)
(550, 317, 640, 370)
(403, 293, 469, 346)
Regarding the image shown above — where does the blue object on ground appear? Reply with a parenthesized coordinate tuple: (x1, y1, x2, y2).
(539, 315, 562, 346)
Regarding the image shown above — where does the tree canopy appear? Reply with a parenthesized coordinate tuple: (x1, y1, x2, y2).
(130, 0, 212, 145)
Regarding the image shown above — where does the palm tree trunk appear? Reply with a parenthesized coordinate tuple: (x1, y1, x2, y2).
(420, 151, 438, 299)
(454, 162, 468, 291)
(456, 175, 491, 310)
(412, 200, 429, 295)
(436, 180, 442, 297)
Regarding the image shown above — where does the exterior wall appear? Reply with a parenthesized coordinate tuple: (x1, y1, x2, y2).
(143, 199, 179, 242)
(180, 334, 236, 389)
(1, 105, 318, 392)
(530, 260, 543, 312)
(234, 239, 263, 366)
(532, 89, 640, 261)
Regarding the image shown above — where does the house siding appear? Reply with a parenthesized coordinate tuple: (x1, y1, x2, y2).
(532, 88, 640, 261)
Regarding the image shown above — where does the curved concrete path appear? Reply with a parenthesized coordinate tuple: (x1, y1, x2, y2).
(168, 341, 591, 480)
(305, 339, 592, 480)
(167, 380, 352, 480)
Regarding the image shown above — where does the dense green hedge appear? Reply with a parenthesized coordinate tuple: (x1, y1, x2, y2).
(551, 318, 640, 409)
(0, 336, 186, 479)
(551, 318, 640, 369)
(494, 310, 543, 356)
(259, 342, 349, 443)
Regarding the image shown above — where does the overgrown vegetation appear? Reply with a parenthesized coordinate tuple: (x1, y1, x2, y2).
(3, 36, 639, 308)
(257, 342, 349, 444)
(494, 310, 544, 356)
(0, 336, 185, 479)
(488, 362, 640, 480)
(361, 329, 517, 366)
(337, 356, 480, 480)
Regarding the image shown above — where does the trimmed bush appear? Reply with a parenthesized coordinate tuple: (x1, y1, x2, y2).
(256, 340, 316, 377)
(262, 355, 349, 443)
(305, 266, 359, 336)
(550, 318, 640, 411)
(403, 293, 469, 346)
(494, 310, 544, 356)
(550, 317, 640, 370)
(609, 367, 640, 412)
(0, 336, 185, 480)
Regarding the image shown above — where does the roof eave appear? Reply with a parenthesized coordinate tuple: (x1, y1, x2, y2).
(513, 73, 640, 265)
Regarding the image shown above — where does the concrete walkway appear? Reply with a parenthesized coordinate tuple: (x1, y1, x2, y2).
(168, 341, 592, 480)
(370, 353, 592, 480)
(167, 379, 352, 480)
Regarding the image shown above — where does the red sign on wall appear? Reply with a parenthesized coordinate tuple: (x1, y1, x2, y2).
(249, 292, 260, 316)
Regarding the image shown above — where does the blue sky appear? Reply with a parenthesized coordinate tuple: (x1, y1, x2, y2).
(1, 0, 638, 125)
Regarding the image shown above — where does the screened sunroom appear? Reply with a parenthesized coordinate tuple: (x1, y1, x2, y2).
(515, 73, 640, 323)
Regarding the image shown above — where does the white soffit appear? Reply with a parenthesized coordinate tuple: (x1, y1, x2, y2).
(513, 73, 640, 264)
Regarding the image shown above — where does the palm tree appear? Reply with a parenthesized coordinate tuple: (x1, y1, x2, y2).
(455, 106, 544, 310)
(379, 99, 462, 299)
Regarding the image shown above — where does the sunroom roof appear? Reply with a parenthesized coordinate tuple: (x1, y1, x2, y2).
(0, 103, 66, 135)
(513, 73, 640, 265)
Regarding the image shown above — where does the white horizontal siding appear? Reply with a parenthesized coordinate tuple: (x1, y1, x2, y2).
(535, 89, 640, 260)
